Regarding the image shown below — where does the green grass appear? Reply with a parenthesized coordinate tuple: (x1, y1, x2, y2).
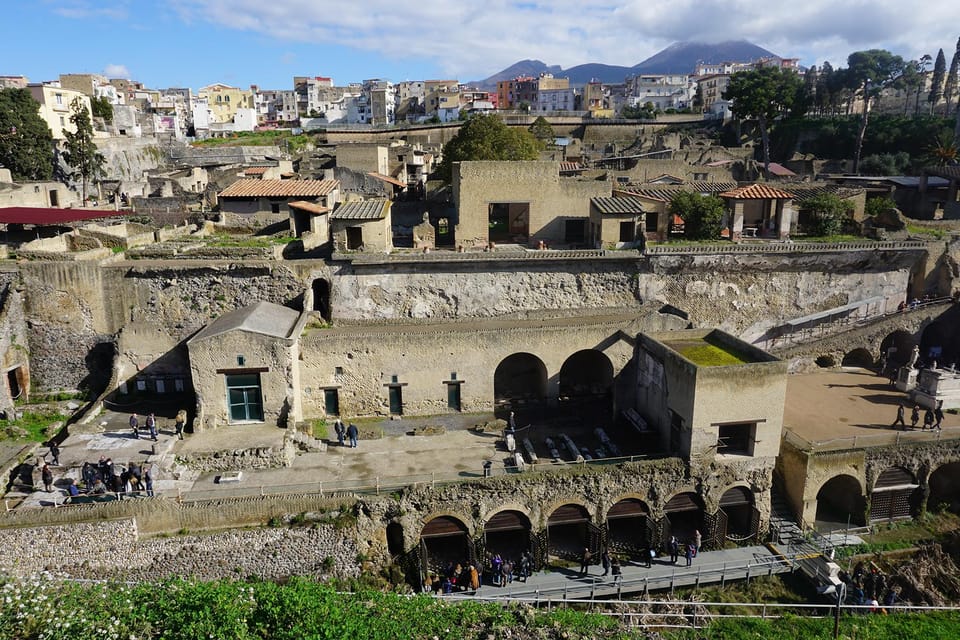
(191, 130, 314, 152)
(905, 224, 947, 240)
(1, 409, 63, 442)
(664, 338, 752, 366)
(206, 234, 295, 248)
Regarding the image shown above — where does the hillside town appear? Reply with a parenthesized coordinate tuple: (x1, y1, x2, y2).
(2, 33, 960, 638)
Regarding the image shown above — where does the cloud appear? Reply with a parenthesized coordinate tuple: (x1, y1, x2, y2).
(45, 0, 130, 20)
(170, 0, 960, 78)
(104, 64, 132, 79)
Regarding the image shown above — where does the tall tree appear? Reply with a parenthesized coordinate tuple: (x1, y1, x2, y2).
(895, 62, 921, 115)
(915, 54, 932, 116)
(669, 192, 725, 241)
(928, 48, 947, 113)
(437, 113, 542, 183)
(527, 116, 555, 144)
(845, 49, 906, 174)
(815, 61, 834, 115)
(61, 97, 105, 203)
(945, 37, 960, 114)
(0, 88, 54, 181)
(722, 65, 807, 177)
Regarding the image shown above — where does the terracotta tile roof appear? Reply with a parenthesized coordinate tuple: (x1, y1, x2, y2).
(925, 166, 960, 180)
(367, 172, 405, 187)
(618, 182, 740, 202)
(219, 179, 339, 198)
(243, 166, 269, 176)
(767, 162, 796, 177)
(559, 162, 584, 173)
(288, 200, 330, 215)
(649, 174, 684, 183)
(719, 183, 795, 199)
(0, 206, 125, 225)
(330, 199, 390, 221)
(591, 196, 647, 215)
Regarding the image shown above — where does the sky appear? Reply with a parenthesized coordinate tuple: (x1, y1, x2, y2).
(2, 0, 960, 90)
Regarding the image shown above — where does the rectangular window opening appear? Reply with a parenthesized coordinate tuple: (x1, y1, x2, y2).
(717, 422, 756, 456)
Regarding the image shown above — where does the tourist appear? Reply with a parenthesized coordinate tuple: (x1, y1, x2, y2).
(934, 401, 945, 430)
(611, 555, 622, 586)
(910, 405, 920, 429)
(129, 413, 139, 438)
(669, 535, 680, 564)
(334, 419, 345, 446)
(923, 408, 934, 430)
(346, 423, 359, 448)
(891, 403, 906, 429)
(47, 441, 60, 466)
(66, 478, 80, 497)
(502, 558, 513, 585)
(694, 529, 702, 553)
(491, 553, 503, 586)
(685, 543, 694, 567)
(518, 551, 531, 582)
(41, 464, 53, 492)
(601, 548, 611, 576)
(643, 544, 653, 568)
(174, 409, 187, 440)
(468, 564, 480, 591)
(146, 413, 158, 441)
(91, 477, 107, 494)
(144, 466, 154, 497)
(579, 546, 592, 576)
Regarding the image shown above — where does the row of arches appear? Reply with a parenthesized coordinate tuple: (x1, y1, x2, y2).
(405, 487, 760, 583)
(815, 462, 960, 528)
(494, 350, 615, 409)
(816, 322, 957, 371)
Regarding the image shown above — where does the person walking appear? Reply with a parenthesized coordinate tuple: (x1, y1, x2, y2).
(669, 536, 680, 564)
(334, 419, 345, 446)
(47, 441, 60, 466)
(891, 403, 906, 429)
(934, 401, 945, 431)
(579, 547, 592, 576)
(923, 407, 935, 430)
(685, 542, 694, 567)
(910, 405, 920, 429)
(129, 413, 139, 438)
(694, 529, 702, 553)
(144, 466, 154, 497)
(600, 549, 611, 577)
(174, 409, 187, 440)
(146, 413, 158, 441)
(346, 423, 359, 448)
(611, 555, 622, 586)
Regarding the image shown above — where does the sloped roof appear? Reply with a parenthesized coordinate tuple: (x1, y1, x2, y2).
(330, 199, 390, 221)
(766, 162, 796, 177)
(189, 301, 301, 343)
(243, 166, 269, 176)
(719, 183, 795, 199)
(591, 196, 647, 214)
(367, 172, 405, 187)
(925, 166, 960, 180)
(288, 200, 330, 215)
(559, 162, 584, 173)
(649, 174, 684, 184)
(219, 179, 339, 198)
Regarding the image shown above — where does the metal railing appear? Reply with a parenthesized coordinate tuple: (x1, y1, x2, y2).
(783, 425, 960, 453)
(646, 240, 928, 255)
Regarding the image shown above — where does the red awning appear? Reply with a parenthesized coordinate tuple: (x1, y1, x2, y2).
(0, 207, 126, 225)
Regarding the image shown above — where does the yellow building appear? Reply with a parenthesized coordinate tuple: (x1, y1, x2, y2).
(27, 84, 92, 140)
(198, 83, 254, 124)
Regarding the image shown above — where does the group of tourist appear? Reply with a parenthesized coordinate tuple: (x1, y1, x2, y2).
(424, 551, 535, 594)
(891, 401, 944, 431)
(332, 419, 359, 448)
(838, 562, 900, 611)
(129, 409, 188, 441)
(78, 457, 153, 497)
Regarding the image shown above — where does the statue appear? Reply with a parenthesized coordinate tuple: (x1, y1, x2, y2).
(908, 345, 920, 368)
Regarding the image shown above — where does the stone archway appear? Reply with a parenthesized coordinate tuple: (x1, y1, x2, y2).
(483, 510, 533, 569)
(842, 348, 874, 369)
(420, 515, 473, 574)
(558, 350, 614, 418)
(869, 466, 920, 522)
(928, 461, 960, 513)
(606, 497, 652, 559)
(815, 474, 866, 530)
(546, 503, 597, 561)
(494, 353, 547, 414)
(716, 486, 759, 541)
(311, 278, 331, 321)
(880, 330, 915, 370)
(662, 492, 705, 545)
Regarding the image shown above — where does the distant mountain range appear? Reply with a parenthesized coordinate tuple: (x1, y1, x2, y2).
(472, 40, 779, 88)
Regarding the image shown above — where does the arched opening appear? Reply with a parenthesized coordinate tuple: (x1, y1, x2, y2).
(558, 349, 614, 419)
(547, 503, 596, 561)
(494, 353, 547, 412)
(842, 348, 874, 369)
(880, 330, 915, 371)
(386, 522, 405, 557)
(717, 486, 758, 541)
(663, 492, 705, 545)
(920, 321, 952, 366)
(311, 278, 330, 321)
(870, 467, 919, 522)
(421, 515, 472, 575)
(815, 355, 836, 368)
(815, 474, 866, 530)
(483, 510, 533, 569)
(606, 498, 652, 559)
(928, 462, 960, 513)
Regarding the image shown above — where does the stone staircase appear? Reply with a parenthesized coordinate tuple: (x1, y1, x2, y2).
(769, 473, 804, 547)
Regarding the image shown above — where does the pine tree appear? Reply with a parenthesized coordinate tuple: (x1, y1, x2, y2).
(0, 88, 54, 180)
(928, 49, 947, 113)
(61, 97, 105, 203)
(944, 37, 960, 114)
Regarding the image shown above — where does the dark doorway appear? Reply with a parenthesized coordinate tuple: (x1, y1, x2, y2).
(388, 386, 403, 415)
(870, 467, 919, 522)
(558, 349, 614, 419)
(312, 278, 331, 321)
(929, 462, 960, 513)
(842, 348, 875, 369)
(292, 210, 311, 237)
(6, 367, 23, 401)
(494, 353, 547, 411)
(346, 226, 363, 250)
(484, 510, 532, 569)
(421, 515, 472, 574)
(547, 504, 593, 561)
(488, 203, 529, 244)
(323, 388, 340, 416)
(564, 219, 586, 245)
(606, 498, 651, 559)
(815, 474, 866, 530)
(718, 486, 757, 540)
(880, 330, 915, 370)
(49, 190, 59, 207)
(619, 221, 635, 243)
(447, 383, 461, 411)
(387, 522, 405, 557)
(663, 492, 705, 544)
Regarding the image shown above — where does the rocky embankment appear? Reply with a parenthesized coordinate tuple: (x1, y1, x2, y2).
(0, 519, 359, 582)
